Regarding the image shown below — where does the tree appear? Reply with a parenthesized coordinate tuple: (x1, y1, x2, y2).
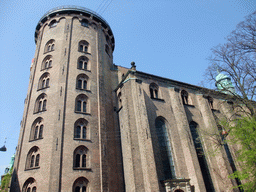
(204, 11, 256, 191)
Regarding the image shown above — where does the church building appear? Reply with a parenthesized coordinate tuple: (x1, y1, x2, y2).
(11, 6, 241, 192)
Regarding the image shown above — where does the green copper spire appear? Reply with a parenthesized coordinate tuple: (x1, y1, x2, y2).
(215, 72, 235, 95)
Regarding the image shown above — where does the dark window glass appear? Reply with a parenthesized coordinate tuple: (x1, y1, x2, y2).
(150, 88, 154, 98)
(32, 187, 36, 192)
(75, 186, 80, 192)
(51, 44, 54, 51)
(84, 62, 87, 70)
(38, 101, 42, 112)
(42, 80, 45, 88)
(84, 46, 88, 52)
(82, 154, 86, 167)
(30, 155, 35, 167)
(79, 45, 84, 52)
(155, 90, 158, 98)
(83, 102, 86, 113)
(75, 126, 81, 138)
(79, 61, 83, 69)
(39, 125, 43, 138)
(82, 126, 86, 139)
(45, 61, 48, 69)
(42, 100, 47, 110)
(48, 45, 51, 52)
(75, 154, 80, 167)
(82, 186, 86, 192)
(35, 154, 40, 167)
(34, 126, 38, 140)
(81, 20, 88, 27)
(83, 80, 87, 90)
(27, 187, 31, 192)
(77, 100, 81, 111)
(49, 60, 52, 67)
(78, 80, 82, 89)
(46, 78, 49, 87)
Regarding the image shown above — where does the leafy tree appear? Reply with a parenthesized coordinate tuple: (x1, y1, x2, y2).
(204, 11, 256, 191)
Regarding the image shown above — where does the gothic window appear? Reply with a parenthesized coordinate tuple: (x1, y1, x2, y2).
(117, 92, 122, 109)
(181, 90, 189, 105)
(34, 93, 47, 113)
(75, 94, 88, 113)
(30, 117, 43, 141)
(41, 55, 52, 70)
(77, 56, 89, 71)
(78, 40, 89, 53)
(155, 117, 175, 180)
(49, 20, 57, 28)
(206, 96, 214, 109)
(22, 177, 37, 192)
(150, 83, 159, 99)
(44, 39, 55, 53)
(81, 19, 89, 27)
(73, 146, 89, 169)
(76, 74, 89, 90)
(26, 146, 40, 170)
(189, 121, 215, 191)
(74, 118, 88, 140)
(38, 72, 50, 90)
(72, 177, 89, 192)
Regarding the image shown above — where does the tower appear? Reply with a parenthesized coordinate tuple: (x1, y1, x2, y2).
(11, 6, 123, 192)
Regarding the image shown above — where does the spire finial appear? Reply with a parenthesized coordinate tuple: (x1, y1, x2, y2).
(131, 61, 136, 70)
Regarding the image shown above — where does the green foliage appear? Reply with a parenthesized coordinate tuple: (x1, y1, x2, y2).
(0, 168, 13, 192)
(227, 116, 256, 191)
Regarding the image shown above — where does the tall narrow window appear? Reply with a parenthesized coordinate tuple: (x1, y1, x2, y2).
(150, 83, 159, 99)
(74, 118, 88, 140)
(77, 56, 89, 70)
(78, 40, 89, 53)
(75, 94, 88, 113)
(155, 117, 175, 180)
(189, 121, 215, 191)
(181, 90, 189, 105)
(73, 146, 89, 169)
(30, 117, 44, 141)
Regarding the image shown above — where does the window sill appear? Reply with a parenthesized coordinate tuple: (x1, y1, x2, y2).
(44, 50, 54, 54)
(75, 111, 91, 115)
(77, 68, 91, 72)
(37, 87, 50, 91)
(151, 97, 165, 102)
(25, 166, 40, 171)
(73, 138, 91, 142)
(29, 138, 43, 142)
(41, 66, 52, 71)
(73, 167, 92, 171)
(78, 51, 91, 55)
(34, 109, 47, 114)
(76, 88, 91, 92)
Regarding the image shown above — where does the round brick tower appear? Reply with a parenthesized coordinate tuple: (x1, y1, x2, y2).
(11, 6, 123, 192)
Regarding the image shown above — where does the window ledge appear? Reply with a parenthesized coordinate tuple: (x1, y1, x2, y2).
(33, 109, 47, 114)
(73, 167, 92, 171)
(37, 87, 50, 91)
(44, 50, 54, 54)
(41, 66, 52, 71)
(29, 138, 43, 142)
(75, 111, 91, 115)
(25, 166, 40, 171)
(76, 88, 91, 92)
(183, 104, 195, 107)
(73, 138, 92, 142)
(78, 51, 91, 55)
(151, 97, 165, 102)
(77, 68, 91, 72)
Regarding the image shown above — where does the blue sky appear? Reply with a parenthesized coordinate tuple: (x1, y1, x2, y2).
(0, 0, 256, 178)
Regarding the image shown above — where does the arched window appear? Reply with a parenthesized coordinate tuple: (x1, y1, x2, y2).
(34, 94, 47, 113)
(26, 146, 40, 170)
(22, 177, 37, 192)
(72, 177, 89, 192)
(189, 121, 214, 191)
(76, 74, 88, 90)
(41, 55, 53, 70)
(38, 72, 50, 90)
(73, 146, 88, 169)
(49, 20, 57, 28)
(155, 117, 175, 180)
(181, 90, 189, 105)
(30, 117, 43, 141)
(78, 40, 89, 53)
(77, 56, 89, 71)
(75, 94, 88, 113)
(81, 19, 89, 27)
(44, 39, 55, 53)
(206, 96, 213, 109)
(150, 83, 159, 99)
(74, 118, 88, 140)
(117, 92, 122, 109)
